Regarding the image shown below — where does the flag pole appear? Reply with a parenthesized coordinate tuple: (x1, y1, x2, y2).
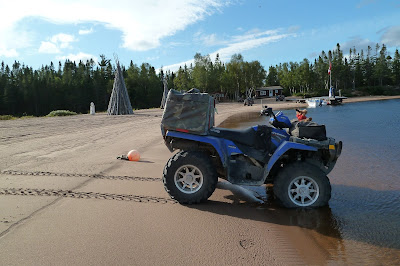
(328, 61, 332, 98)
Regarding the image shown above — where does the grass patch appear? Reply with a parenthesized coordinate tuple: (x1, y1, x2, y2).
(47, 110, 78, 117)
(0, 115, 16, 120)
(20, 115, 35, 119)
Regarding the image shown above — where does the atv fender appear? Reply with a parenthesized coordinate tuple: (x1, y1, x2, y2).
(164, 131, 242, 167)
(265, 141, 317, 174)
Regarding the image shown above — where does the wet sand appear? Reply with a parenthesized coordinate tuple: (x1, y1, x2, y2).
(1, 95, 399, 265)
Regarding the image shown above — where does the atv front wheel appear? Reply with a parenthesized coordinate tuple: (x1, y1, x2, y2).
(273, 163, 331, 208)
(163, 151, 218, 204)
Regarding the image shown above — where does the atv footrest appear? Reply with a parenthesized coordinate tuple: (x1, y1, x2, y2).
(228, 157, 264, 185)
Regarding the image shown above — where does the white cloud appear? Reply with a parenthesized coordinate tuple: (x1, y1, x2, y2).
(56, 52, 98, 63)
(146, 56, 160, 62)
(288, 25, 301, 33)
(168, 41, 187, 48)
(197, 28, 288, 48)
(0, 20, 32, 57)
(197, 33, 227, 46)
(212, 33, 292, 62)
(50, 33, 76, 48)
(201, 33, 221, 46)
(0, 0, 229, 55)
(160, 59, 195, 73)
(79, 28, 94, 35)
(38, 41, 60, 54)
(231, 29, 281, 43)
(163, 28, 294, 72)
(340, 37, 376, 54)
(381, 26, 400, 47)
(0, 48, 18, 58)
(38, 33, 76, 54)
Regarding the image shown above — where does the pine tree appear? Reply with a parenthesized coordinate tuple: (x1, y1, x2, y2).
(392, 49, 400, 86)
(374, 44, 390, 86)
(266, 66, 278, 86)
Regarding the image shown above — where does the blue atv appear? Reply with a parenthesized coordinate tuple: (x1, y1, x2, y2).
(161, 91, 342, 208)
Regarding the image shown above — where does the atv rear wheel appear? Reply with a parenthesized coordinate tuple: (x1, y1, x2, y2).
(163, 151, 218, 204)
(273, 163, 331, 208)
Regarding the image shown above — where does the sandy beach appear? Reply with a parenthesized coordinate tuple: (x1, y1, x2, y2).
(1, 95, 399, 265)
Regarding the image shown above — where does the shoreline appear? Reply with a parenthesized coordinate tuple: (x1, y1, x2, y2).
(1, 95, 400, 121)
(213, 95, 400, 126)
(331, 95, 400, 104)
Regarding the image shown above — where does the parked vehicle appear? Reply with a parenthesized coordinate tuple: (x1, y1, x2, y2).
(244, 97, 254, 106)
(276, 95, 285, 101)
(161, 90, 342, 208)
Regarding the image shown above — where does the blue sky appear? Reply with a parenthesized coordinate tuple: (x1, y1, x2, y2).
(1, 0, 399, 72)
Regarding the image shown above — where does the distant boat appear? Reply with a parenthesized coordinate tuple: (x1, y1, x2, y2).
(306, 98, 326, 107)
(306, 95, 348, 107)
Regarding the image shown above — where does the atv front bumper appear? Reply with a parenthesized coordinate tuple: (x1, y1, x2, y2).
(289, 136, 342, 156)
(289, 136, 343, 174)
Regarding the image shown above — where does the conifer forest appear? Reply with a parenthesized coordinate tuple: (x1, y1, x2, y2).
(1, 43, 399, 116)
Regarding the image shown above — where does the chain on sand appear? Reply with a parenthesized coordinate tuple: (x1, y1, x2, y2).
(1, 170, 161, 182)
(0, 170, 175, 204)
(0, 188, 176, 204)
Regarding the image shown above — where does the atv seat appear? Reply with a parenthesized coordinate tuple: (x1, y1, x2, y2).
(208, 127, 256, 147)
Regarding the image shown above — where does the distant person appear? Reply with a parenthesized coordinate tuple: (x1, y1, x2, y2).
(296, 109, 312, 122)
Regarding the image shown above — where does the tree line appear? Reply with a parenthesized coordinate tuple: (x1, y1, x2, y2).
(0, 55, 170, 116)
(1, 43, 399, 116)
(267, 43, 400, 96)
(175, 44, 400, 98)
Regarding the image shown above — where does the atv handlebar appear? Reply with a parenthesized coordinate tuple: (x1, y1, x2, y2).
(260, 105, 270, 116)
(260, 106, 277, 120)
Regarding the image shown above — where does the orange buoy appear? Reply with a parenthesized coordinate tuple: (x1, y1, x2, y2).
(127, 150, 140, 161)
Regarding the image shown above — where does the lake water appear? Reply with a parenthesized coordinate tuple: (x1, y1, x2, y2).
(220, 99, 400, 264)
